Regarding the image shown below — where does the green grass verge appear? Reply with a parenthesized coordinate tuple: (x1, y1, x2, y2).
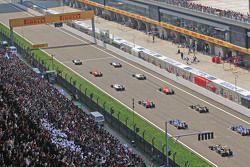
(0, 22, 212, 167)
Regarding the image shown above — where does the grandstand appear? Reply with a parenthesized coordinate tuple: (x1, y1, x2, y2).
(0, 49, 146, 166)
(192, 0, 249, 15)
(164, 0, 250, 23)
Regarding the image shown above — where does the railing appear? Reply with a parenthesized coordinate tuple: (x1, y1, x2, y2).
(157, 0, 250, 24)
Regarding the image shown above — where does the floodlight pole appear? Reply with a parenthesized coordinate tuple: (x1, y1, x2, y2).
(91, 17, 97, 44)
(165, 121, 169, 167)
(165, 120, 214, 167)
(51, 54, 54, 70)
(235, 74, 238, 93)
(10, 27, 14, 46)
(132, 98, 135, 125)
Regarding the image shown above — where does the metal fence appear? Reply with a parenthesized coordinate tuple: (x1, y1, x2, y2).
(0, 25, 180, 167)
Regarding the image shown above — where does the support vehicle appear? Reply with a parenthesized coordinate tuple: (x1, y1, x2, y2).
(90, 111, 104, 126)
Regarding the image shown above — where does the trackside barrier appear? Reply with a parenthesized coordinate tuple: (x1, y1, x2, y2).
(0, 22, 179, 167)
(19, 0, 250, 111)
(32, 52, 177, 167)
(11, 2, 44, 16)
(57, 74, 177, 166)
(86, 25, 250, 110)
(7, 2, 250, 116)
(106, 42, 250, 117)
(60, 23, 250, 117)
(7, 3, 250, 166)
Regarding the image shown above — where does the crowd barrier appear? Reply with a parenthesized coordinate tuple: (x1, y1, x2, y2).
(67, 19, 250, 111)
(16, 1, 250, 114)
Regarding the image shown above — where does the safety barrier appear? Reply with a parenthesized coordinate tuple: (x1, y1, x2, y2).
(64, 20, 250, 116)
(78, 0, 250, 55)
(15, 0, 250, 114)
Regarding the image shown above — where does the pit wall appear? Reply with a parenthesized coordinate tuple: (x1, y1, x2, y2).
(14, 1, 250, 116)
(66, 21, 250, 117)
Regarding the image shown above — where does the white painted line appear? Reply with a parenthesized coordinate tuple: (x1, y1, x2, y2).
(4, 0, 248, 125)
(83, 56, 114, 62)
(0, 5, 232, 166)
(2, 3, 225, 166)
(63, 57, 113, 64)
(3, 17, 218, 167)
(6, 3, 245, 124)
(58, 27, 250, 125)
(48, 50, 219, 167)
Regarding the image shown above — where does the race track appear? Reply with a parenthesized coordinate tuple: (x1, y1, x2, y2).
(1, 1, 250, 166)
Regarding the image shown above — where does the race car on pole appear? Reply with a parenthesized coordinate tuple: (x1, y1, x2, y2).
(231, 125, 250, 136)
(90, 70, 103, 77)
(189, 104, 209, 113)
(111, 84, 125, 91)
(72, 59, 82, 65)
(159, 87, 174, 95)
(138, 100, 155, 108)
(169, 119, 188, 129)
(208, 145, 233, 157)
(132, 74, 146, 80)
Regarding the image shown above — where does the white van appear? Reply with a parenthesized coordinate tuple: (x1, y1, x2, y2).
(9, 46, 17, 55)
(90, 111, 104, 126)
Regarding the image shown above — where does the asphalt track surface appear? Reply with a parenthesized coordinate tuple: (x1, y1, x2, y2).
(1, 1, 250, 166)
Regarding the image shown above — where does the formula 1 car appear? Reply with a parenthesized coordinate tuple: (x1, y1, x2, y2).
(231, 125, 250, 136)
(169, 119, 188, 129)
(159, 87, 174, 95)
(111, 84, 125, 91)
(132, 74, 146, 80)
(189, 104, 209, 113)
(208, 145, 233, 157)
(110, 62, 122, 68)
(90, 70, 103, 77)
(72, 59, 82, 65)
(138, 100, 155, 108)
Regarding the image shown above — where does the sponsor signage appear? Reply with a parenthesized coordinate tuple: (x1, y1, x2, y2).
(32, 43, 48, 49)
(9, 11, 94, 28)
(24, 17, 46, 26)
(80, 0, 250, 54)
(60, 13, 81, 21)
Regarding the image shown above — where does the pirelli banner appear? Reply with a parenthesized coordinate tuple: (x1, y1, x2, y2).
(32, 43, 48, 49)
(79, 0, 250, 55)
(9, 11, 94, 28)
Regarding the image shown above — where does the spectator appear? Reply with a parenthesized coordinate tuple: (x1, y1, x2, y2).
(181, 52, 184, 59)
(164, 0, 250, 23)
(177, 48, 181, 54)
(186, 57, 190, 64)
(0, 50, 146, 167)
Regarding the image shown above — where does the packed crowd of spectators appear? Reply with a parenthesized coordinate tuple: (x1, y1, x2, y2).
(164, 0, 250, 23)
(0, 49, 146, 166)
